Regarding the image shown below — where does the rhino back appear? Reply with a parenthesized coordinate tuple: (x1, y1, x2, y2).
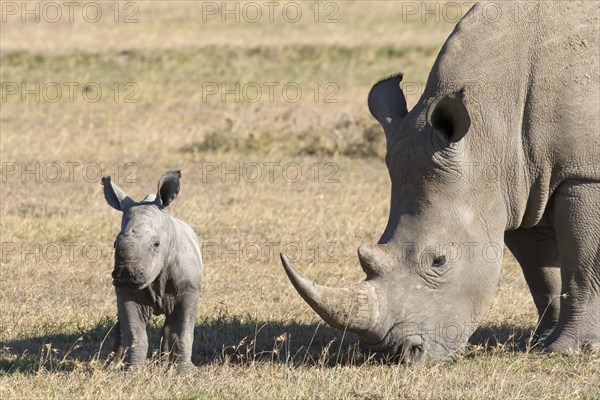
(166, 216, 203, 289)
(421, 1, 599, 228)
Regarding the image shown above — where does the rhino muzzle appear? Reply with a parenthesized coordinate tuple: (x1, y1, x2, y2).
(360, 325, 427, 365)
(281, 244, 434, 364)
(112, 264, 146, 288)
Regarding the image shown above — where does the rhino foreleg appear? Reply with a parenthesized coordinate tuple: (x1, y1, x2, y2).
(545, 181, 600, 352)
(165, 295, 198, 372)
(116, 290, 151, 368)
(505, 228, 561, 348)
(111, 318, 125, 361)
(160, 320, 172, 360)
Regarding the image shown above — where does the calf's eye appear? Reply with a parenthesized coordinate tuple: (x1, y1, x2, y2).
(432, 256, 446, 268)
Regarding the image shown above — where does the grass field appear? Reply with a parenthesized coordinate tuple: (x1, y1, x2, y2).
(1, 1, 599, 399)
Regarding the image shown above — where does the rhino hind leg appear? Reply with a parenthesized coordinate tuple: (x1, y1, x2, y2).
(544, 181, 600, 352)
(504, 228, 562, 349)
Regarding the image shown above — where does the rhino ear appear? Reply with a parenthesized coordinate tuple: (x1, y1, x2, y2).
(102, 176, 133, 212)
(368, 73, 408, 147)
(427, 90, 471, 145)
(156, 170, 181, 208)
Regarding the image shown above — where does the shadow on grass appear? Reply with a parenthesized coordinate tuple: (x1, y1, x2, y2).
(469, 324, 532, 349)
(0, 316, 361, 374)
(0, 317, 534, 374)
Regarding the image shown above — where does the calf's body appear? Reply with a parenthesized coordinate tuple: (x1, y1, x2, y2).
(103, 171, 203, 370)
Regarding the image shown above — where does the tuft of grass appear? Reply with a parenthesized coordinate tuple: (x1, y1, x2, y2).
(180, 116, 385, 159)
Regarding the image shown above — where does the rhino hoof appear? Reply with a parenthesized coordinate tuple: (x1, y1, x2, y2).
(516, 332, 544, 352)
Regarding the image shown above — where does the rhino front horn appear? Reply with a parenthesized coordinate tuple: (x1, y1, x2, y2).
(280, 253, 382, 342)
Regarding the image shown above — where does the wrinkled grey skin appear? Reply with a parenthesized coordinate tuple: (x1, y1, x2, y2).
(102, 171, 203, 371)
(281, 1, 599, 365)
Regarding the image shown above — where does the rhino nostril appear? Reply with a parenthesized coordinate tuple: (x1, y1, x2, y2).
(112, 266, 145, 287)
(412, 345, 423, 363)
(399, 340, 423, 366)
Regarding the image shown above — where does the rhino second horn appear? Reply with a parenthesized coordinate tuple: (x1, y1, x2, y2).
(280, 253, 381, 342)
(357, 244, 396, 278)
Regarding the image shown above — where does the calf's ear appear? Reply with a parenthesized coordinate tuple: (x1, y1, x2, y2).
(102, 176, 133, 212)
(157, 170, 181, 208)
(427, 90, 471, 146)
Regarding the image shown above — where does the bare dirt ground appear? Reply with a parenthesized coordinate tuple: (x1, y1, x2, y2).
(1, 1, 598, 399)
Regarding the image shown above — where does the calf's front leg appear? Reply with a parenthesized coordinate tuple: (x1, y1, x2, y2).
(166, 294, 199, 371)
(116, 290, 151, 367)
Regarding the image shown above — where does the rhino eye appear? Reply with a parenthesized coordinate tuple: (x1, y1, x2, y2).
(432, 256, 446, 268)
(153, 241, 160, 248)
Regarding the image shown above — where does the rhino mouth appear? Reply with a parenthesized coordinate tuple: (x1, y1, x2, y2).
(112, 279, 145, 289)
(365, 331, 460, 365)
(112, 264, 147, 289)
(361, 327, 426, 365)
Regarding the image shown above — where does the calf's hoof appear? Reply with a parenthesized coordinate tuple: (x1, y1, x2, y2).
(174, 362, 196, 374)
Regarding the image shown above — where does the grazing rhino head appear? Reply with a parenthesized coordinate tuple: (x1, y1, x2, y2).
(102, 171, 182, 290)
(281, 74, 506, 365)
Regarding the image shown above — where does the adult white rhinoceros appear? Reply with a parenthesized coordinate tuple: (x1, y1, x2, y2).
(281, 1, 599, 364)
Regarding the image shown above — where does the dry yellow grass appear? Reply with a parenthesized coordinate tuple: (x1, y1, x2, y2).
(1, 1, 599, 399)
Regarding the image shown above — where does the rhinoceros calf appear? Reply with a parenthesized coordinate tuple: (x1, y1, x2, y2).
(102, 170, 203, 371)
(282, 1, 599, 364)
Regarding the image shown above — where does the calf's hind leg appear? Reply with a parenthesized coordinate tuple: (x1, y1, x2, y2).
(544, 181, 600, 352)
